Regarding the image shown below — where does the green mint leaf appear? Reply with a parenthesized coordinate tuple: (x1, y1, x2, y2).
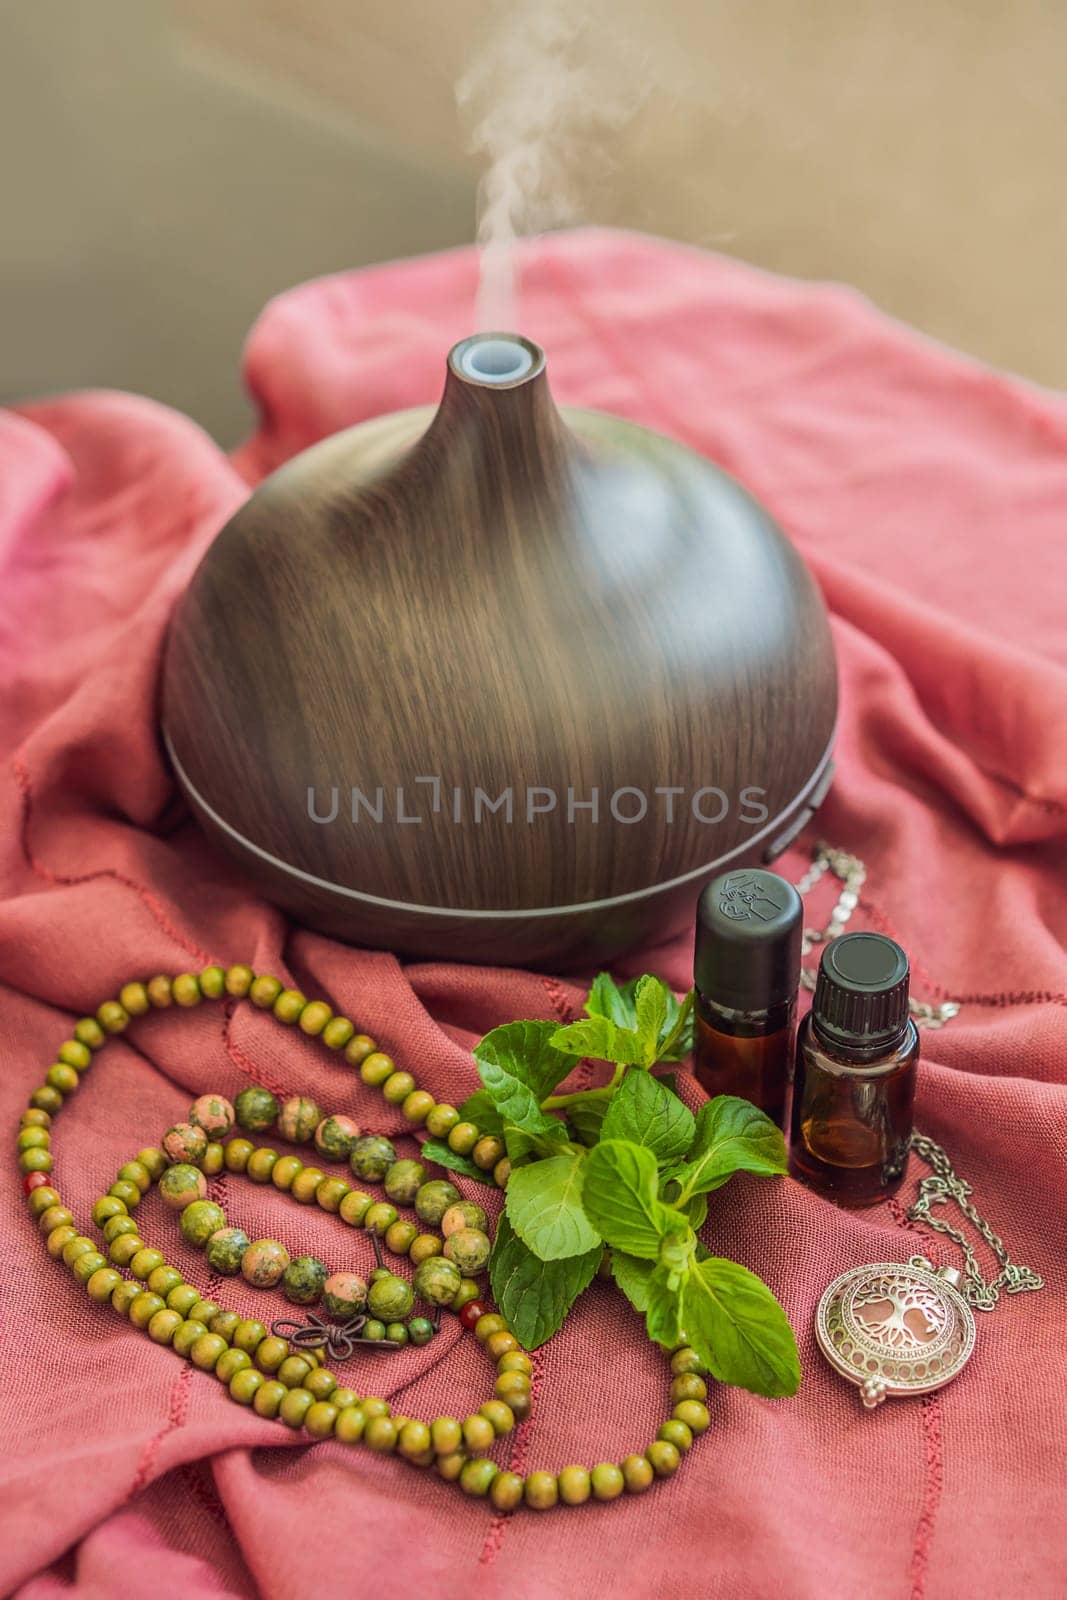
(475, 1020, 579, 1103)
(645, 1263, 686, 1349)
(478, 1052, 565, 1144)
(600, 1069, 696, 1163)
(456, 1089, 504, 1138)
(550, 1015, 646, 1066)
(672, 1096, 788, 1201)
(584, 971, 640, 1028)
(489, 1213, 600, 1349)
(503, 1119, 568, 1167)
(682, 1257, 801, 1398)
(656, 989, 695, 1062)
(610, 1250, 655, 1314)
(506, 1151, 601, 1260)
(566, 1093, 611, 1147)
(420, 1139, 495, 1186)
(634, 976, 669, 1066)
(581, 1139, 685, 1260)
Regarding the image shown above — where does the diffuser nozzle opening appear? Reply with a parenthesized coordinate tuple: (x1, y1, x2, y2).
(451, 332, 542, 386)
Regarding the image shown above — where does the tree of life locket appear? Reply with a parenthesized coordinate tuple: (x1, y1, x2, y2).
(815, 1255, 976, 1409)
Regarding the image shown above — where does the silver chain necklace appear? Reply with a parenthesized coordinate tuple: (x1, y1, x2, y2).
(796, 843, 1044, 1408)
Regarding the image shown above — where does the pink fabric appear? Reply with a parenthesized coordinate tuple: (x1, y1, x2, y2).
(1, 229, 1065, 1600)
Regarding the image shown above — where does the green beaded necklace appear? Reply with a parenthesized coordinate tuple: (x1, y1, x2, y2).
(20, 962, 711, 1511)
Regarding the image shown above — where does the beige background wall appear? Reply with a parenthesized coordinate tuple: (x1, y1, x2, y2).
(2, 1, 1064, 443)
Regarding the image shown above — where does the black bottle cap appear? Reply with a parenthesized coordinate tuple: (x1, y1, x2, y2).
(694, 868, 803, 1012)
(812, 932, 910, 1049)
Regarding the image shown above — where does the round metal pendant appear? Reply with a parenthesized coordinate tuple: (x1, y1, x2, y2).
(815, 1256, 976, 1409)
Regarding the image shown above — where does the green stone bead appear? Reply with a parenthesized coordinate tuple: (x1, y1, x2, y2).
(289, 1168, 325, 1204)
(147, 1309, 183, 1346)
(298, 1000, 332, 1036)
(46, 1062, 79, 1095)
(74, 1017, 107, 1050)
(103, 1213, 138, 1244)
(253, 1380, 287, 1418)
(117, 1160, 152, 1193)
(279, 1387, 314, 1428)
(199, 964, 226, 998)
(385, 1323, 408, 1346)
(383, 1159, 427, 1207)
(249, 975, 283, 1009)
(621, 1455, 655, 1493)
(166, 1284, 202, 1316)
(234, 1085, 279, 1132)
(108, 1234, 143, 1266)
(180, 1201, 227, 1248)
(335, 1405, 366, 1444)
(282, 1256, 328, 1306)
(272, 989, 306, 1026)
(459, 1458, 497, 1497)
(315, 1177, 351, 1213)
(215, 1347, 252, 1384)
(224, 1138, 254, 1173)
(364, 1202, 398, 1237)
(71, 1251, 107, 1284)
(443, 1228, 491, 1275)
(385, 1219, 418, 1257)
(358, 1051, 395, 1087)
(158, 1164, 207, 1210)
(111, 1279, 142, 1315)
(658, 1419, 693, 1453)
(381, 1070, 416, 1106)
(672, 1399, 710, 1435)
(415, 1179, 463, 1228)
(339, 1190, 372, 1226)
(305, 1401, 338, 1438)
(233, 1318, 268, 1354)
(190, 1332, 228, 1371)
(300, 1369, 334, 1401)
(364, 1416, 398, 1453)
(362, 1320, 387, 1342)
(591, 1462, 625, 1500)
(442, 1201, 489, 1236)
(161, 1123, 209, 1166)
(446, 1122, 479, 1156)
(321, 1272, 368, 1319)
(147, 1266, 184, 1298)
(229, 1368, 264, 1405)
(411, 1237, 443, 1269)
(321, 1016, 354, 1051)
(490, 1471, 525, 1511)
(646, 1440, 680, 1478)
(413, 1256, 462, 1307)
(86, 1267, 122, 1303)
(367, 1275, 414, 1320)
(205, 1227, 251, 1275)
(245, 1147, 279, 1184)
(424, 1103, 460, 1139)
(349, 1135, 396, 1183)
(108, 1180, 141, 1209)
(130, 1248, 165, 1281)
(277, 1095, 320, 1143)
(254, 1336, 289, 1373)
(129, 1293, 167, 1330)
(407, 1316, 435, 1346)
(313, 1114, 362, 1162)
(17, 1127, 49, 1152)
(92, 1195, 127, 1227)
(224, 964, 255, 998)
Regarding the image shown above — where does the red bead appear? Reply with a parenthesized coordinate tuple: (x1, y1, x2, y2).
(459, 1300, 487, 1330)
(23, 1171, 50, 1196)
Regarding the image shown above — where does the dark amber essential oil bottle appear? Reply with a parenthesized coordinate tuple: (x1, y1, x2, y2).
(789, 932, 918, 1206)
(693, 868, 803, 1131)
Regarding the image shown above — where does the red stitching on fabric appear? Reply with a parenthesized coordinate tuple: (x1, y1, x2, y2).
(221, 1001, 289, 1098)
(12, 752, 213, 966)
(889, 1196, 945, 1599)
(127, 1364, 193, 1502)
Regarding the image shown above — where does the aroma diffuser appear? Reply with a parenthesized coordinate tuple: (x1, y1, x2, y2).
(162, 333, 836, 967)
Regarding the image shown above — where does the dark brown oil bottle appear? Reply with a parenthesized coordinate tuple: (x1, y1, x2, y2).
(693, 868, 803, 1131)
(789, 932, 918, 1206)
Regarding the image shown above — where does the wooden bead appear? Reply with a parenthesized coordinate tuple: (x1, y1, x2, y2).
(146, 976, 173, 1008)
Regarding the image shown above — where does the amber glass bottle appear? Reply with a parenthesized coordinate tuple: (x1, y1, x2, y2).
(789, 932, 918, 1206)
(693, 869, 803, 1131)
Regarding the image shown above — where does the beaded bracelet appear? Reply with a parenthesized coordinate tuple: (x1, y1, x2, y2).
(19, 963, 711, 1511)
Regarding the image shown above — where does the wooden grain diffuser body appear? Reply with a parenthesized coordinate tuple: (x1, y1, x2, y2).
(163, 333, 837, 968)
